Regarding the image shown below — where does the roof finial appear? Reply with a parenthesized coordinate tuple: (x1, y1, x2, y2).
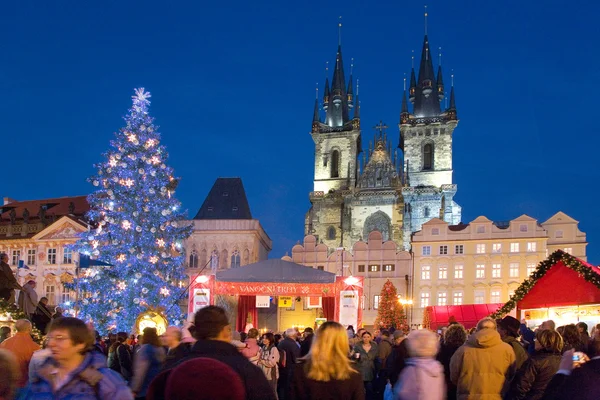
(325, 61, 329, 74)
(316, 83, 319, 99)
(438, 47, 442, 66)
(403, 73, 407, 91)
(451, 70, 454, 86)
(424, 5, 428, 35)
(356, 78, 360, 96)
(338, 16, 342, 46)
(411, 50, 415, 68)
(350, 57, 354, 75)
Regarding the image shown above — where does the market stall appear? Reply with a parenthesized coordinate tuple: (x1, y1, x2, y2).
(424, 303, 505, 330)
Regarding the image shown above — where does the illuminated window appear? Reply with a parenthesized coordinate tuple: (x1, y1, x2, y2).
(45, 285, 56, 304)
(422, 246, 431, 256)
(421, 265, 431, 280)
(438, 292, 447, 306)
(454, 264, 464, 279)
(476, 244, 486, 254)
(11, 250, 21, 266)
(491, 290, 501, 303)
(439, 245, 448, 255)
(384, 264, 395, 272)
(438, 265, 448, 280)
(510, 243, 520, 253)
(455, 245, 464, 254)
(373, 295, 380, 310)
(492, 243, 502, 253)
(492, 264, 501, 278)
(527, 242, 537, 252)
(476, 264, 485, 279)
(63, 247, 72, 264)
(27, 249, 36, 265)
(453, 291, 463, 305)
(474, 290, 485, 304)
(527, 263, 537, 275)
(47, 248, 57, 265)
(370, 265, 379, 272)
(509, 263, 520, 278)
(420, 292, 430, 308)
(62, 288, 74, 304)
(564, 247, 572, 254)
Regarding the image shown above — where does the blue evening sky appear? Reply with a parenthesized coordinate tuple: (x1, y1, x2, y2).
(2, 1, 599, 263)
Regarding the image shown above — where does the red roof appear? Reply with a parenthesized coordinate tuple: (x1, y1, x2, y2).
(425, 303, 505, 329)
(0, 195, 89, 225)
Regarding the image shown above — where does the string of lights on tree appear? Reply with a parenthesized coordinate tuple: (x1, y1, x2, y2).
(374, 279, 408, 331)
(68, 88, 193, 332)
(490, 250, 600, 319)
(0, 300, 44, 343)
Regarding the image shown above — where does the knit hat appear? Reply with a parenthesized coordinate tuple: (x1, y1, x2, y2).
(498, 316, 521, 337)
(393, 330, 406, 340)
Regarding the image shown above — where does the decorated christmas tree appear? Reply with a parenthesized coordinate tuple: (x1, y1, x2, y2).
(70, 88, 193, 332)
(374, 280, 407, 331)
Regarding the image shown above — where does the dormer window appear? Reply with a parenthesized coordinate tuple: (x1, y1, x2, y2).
(222, 192, 229, 197)
(232, 207, 238, 212)
(207, 207, 214, 212)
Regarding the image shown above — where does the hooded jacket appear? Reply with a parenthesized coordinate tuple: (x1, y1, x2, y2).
(395, 357, 446, 400)
(449, 328, 516, 400)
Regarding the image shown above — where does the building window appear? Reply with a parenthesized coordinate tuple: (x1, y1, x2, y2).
(63, 247, 72, 264)
(492, 243, 502, 253)
(45, 285, 56, 304)
(210, 250, 219, 270)
(454, 264, 464, 279)
(231, 250, 241, 268)
(426, 208, 432, 218)
(47, 249, 57, 265)
(11, 250, 21, 266)
(384, 264, 395, 272)
(476, 225, 485, 233)
(555, 230, 563, 239)
(27, 249, 36, 266)
(438, 265, 448, 280)
(421, 265, 431, 280)
(527, 263, 537, 275)
(431, 227, 438, 235)
(327, 226, 336, 240)
(62, 288, 74, 304)
(358, 265, 365, 273)
(564, 247, 572, 254)
(509, 263, 520, 278)
(492, 263, 501, 278)
(317, 266, 324, 271)
(520, 224, 528, 232)
(422, 246, 431, 256)
(438, 292, 448, 306)
(474, 290, 485, 304)
(439, 245, 448, 255)
(455, 245, 464, 255)
(453, 291, 463, 305)
(527, 242, 537, 252)
(420, 292, 430, 308)
(369, 265, 379, 272)
(331, 150, 340, 178)
(423, 143, 433, 170)
(476, 264, 485, 279)
(510, 243, 520, 253)
(189, 251, 199, 268)
(491, 289, 501, 303)
(476, 244, 486, 254)
(373, 295, 380, 310)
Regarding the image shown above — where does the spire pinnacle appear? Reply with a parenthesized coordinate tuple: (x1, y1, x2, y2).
(403, 74, 406, 91)
(424, 5, 428, 35)
(338, 16, 342, 46)
(438, 47, 442, 66)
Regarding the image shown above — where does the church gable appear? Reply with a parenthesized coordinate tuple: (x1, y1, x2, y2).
(357, 135, 400, 190)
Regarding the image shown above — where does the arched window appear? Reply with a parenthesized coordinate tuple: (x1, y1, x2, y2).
(327, 226, 336, 240)
(424, 207, 430, 218)
(231, 250, 241, 268)
(220, 249, 228, 269)
(189, 251, 198, 268)
(199, 249, 207, 267)
(210, 250, 219, 271)
(423, 143, 433, 170)
(331, 150, 340, 178)
(243, 249, 250, 266)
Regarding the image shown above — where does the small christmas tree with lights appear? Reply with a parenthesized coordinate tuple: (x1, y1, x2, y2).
(71, 88, 193, 332)
(374, 280, 407, 331)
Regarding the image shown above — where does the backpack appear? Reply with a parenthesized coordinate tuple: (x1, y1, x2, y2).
(277, 348, 286, 369)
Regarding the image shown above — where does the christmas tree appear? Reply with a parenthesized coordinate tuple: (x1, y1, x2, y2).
(374, 280, 407, 331)
(70, 88, 193, 332)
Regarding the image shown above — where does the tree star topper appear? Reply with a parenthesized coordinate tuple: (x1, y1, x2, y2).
(132, 88, 151, 107)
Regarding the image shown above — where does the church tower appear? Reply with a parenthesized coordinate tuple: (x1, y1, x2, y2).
(399, 21, 461, 250)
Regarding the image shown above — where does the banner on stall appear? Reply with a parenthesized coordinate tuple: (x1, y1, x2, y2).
(256, 296, 271, 308)
(192, 289, 211, 313)
(306, 296, 322, 309)
(339, 290, 359, 328)
(278, 296, 293, 308)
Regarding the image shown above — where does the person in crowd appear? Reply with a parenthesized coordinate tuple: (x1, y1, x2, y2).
(300, 327, 314, 357)
(0, 348, 20, 400)
(387, 330, 410, 387)
(92, 330, 108, 355)
(350, 328, 366, 349)
(497, 316, 529, 370)
(376, 329, 394, 398)
(126, 334, 136, 348)
(52, 306, 63, 319)
(17, 280, 38, 319)
(32, 297, 52, 334)
(241, 327, 261, 365)
(0, 253, 22, 303)
(163, 326, 190, 370)
(146, 305, 276, 400)
(240, 331, 248, 343)
(509, 328, 563, 400)
(274, 333, 282, 347)
(450, 317, 516, 400)
(278, 328, 301, 400)
(541, 340, 600, 400)
(108, 332, 133, 381)
(540, 320, 556, 331)
(231, 330, 248, 350)
(289, 321, 364, 400)
(353, 330, 379, 400)
(258, 332, 280, 397)
(0, 326, 11, 344)
(28, 338, 51, 381)
(0, 319, 40, 389)
(22, 317, 132, 399)
(347, 325, 356, 340)
(561, 324, 588, 353)
(437, 324, 467, 400)
(130, 327, 165, 399)
(394, 329, 445, 400)
(576, 322, 590, 344)
(133, 334, 143, 355)
(520, 322, 536, 355)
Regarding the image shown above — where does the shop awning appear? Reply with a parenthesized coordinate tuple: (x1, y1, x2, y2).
(425, 303, 504, 330)
(215, 259, 336, 283)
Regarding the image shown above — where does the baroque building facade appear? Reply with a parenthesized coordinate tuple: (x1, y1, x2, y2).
(410, 212, 587, 325)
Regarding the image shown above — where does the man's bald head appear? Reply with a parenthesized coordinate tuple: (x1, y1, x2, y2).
(15, 319, 32, 333)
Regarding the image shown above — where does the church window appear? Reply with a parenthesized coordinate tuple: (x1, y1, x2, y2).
(423, 143, 433, 170)
(243, 249, 250, 266)
(424, 207, 431, 218)
(210, 250, 219, 270)
(363, 211, 391, 241)
(199, 249, 207, 267)
(331, 150, 340, 178)
(220, 249, 228, 269)
(327, 226, 336, 240)
(189, 251, 199, 268)
(231, 250, 240, 268)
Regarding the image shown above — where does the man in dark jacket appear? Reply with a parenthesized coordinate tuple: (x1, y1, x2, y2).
(498, 316, 529, 371)
(148, 306, 276, 400)
(163, 326, 190, 370)
(32, 297, 53, 334)
(278, 328, 301, 400)
(299, 327, 314, 357)
(387, 330, 410, 386)
(0, 253, 22, 302)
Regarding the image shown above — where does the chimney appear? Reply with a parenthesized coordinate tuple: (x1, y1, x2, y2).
(3, 197, 16, 205)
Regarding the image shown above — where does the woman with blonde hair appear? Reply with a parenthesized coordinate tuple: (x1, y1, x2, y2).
(289, 321, 364, 400)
